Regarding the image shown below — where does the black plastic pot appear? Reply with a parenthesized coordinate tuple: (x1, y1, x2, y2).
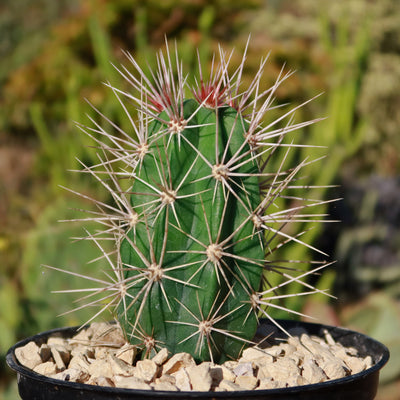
(7, 319, 389, 400)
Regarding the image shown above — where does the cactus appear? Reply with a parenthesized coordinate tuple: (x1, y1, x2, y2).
(57, 42, 331, 364)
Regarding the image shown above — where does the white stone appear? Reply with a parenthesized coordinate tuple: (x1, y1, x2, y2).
(51, 368, 89, 383)
(163, 352, 195, 375)
(87, 376, 114, 387)
(115, 343, 136, 365)
(155, 373, 176, 385)
(15, 341, 42, 370)
(302, 358, 327, 384)
(223, 360, 238, 370)
(152, 347, 169, 365)
(345, 346, 359, 357)
(33, 361, 57, 376)
(88, 358, 113, 379)
(47, 337, 67, 347)
(235, 375, 258, 390)
(264, 344, 284, 357)
(70, 328, 91, 345)
(301, 334, 339, 365)
(241, 347, 274, 362)
(70, 344, 94, 359)
(50, 346, 69, 370)
(135, 359, 158, 383)
(364, 356, 373, 369)
(94, 346, 111, 360)
(257, 377, 280, 390)
(187, 363, 212, 391)
(218, 379, 242, 391)
(287, 336, 303, 350)
(288, 353, 301, 366)
(251, 356, 275, 370)
(90, 323, 126, 347)
(174, 367, 191, 391)
(259, 358, 299, 382)
(152, 381, 178, 391)
(66, 368, 90, 383)
(108, 354, 135, 376)
(280, 343, 297, 357)
(233, 362, 253, 377)
(286, 374, 309, 387)
(68, 354, 91, 373)
(273, 380, 289, 389)
(114, 375, 151, 390)
(319, 359, 347, 380)
(323, 329, 336, 346)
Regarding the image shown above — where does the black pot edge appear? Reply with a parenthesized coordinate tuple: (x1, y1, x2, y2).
(6, 319, 390, 398)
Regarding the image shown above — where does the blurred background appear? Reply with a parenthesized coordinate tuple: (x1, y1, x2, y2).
(0, 0, 399, 398)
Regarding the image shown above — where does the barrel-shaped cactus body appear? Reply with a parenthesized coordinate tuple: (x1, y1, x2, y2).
(119, 99, 264, 362)
(63, 43, 329, 365)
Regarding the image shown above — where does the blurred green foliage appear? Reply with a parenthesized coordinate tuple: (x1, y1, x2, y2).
(1, 0, 400, 398)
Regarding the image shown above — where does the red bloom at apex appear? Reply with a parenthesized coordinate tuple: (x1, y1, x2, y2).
(193, 80, 228, 108)
(149, 85, 174, 113)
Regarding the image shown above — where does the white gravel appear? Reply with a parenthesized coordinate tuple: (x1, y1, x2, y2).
(15, 322, 373, 392)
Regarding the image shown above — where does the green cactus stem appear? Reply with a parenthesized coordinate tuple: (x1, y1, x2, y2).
(118, 97, 266, 362)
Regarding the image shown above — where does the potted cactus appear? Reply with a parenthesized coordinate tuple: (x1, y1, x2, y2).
(7, 41, 388, 399)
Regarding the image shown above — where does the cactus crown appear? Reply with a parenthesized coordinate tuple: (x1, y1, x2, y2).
(58, 41, 331, 363)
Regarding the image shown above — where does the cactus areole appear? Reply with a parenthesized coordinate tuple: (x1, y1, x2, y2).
(67, 42, 329, 365)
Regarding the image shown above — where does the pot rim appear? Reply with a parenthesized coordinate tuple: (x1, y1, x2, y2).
(6, 319, 390, 398)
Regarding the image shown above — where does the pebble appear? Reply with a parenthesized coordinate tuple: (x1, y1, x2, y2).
(241, 347, 274, 362)
(51, 368, 89, 383)
(302, 358, 327, 384)
(258, 377, 279, 389)
(186, 363, 213, 391)
(115, 343, 136, 365)
(319, 359, 347, 379)
(68, 354, 91, 373)
(152, 347, 169, 365)
(88, 358, 113, 379)
(50, 347, 68, 370)
(89, 322, 126, 347)
(114, 375, 151, 390)
(154, 373, 175, 385)
(108, 354, 136, 376)
(94, 346, 110, 360)
(163, 352, 195, 374)
(345, 355, 370, 373)
(33, 361, 57, 376)
(14, 322, 375, 392)
(174, 368, 191, 391)
(152, 381, 178, 391)
(87, 376, 114, 387)
(135, 359, 158, 382)
(47, 337, 67, 347)
(233, 361, 253, 377)
(15, 341, 42, 370)
(218, 379, 242, 391)
(235, 375, 258, 390)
